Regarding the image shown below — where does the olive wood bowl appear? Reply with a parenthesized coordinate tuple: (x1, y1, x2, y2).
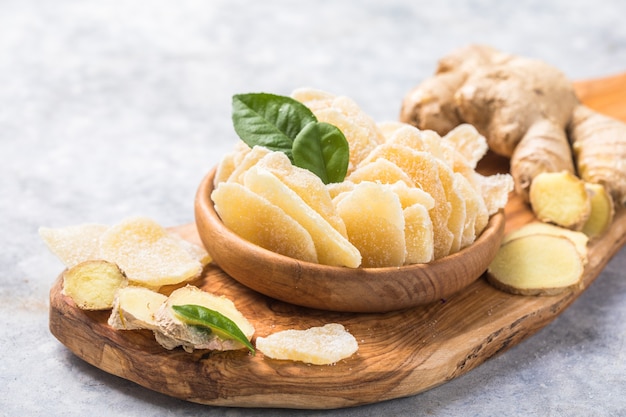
(194, 167, 506, 313)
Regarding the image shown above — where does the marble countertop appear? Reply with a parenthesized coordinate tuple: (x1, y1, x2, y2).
(2, 1, 625, 416)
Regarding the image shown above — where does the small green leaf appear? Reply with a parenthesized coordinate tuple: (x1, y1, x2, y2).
(292, 122, 349, 184)
(172, 304, 255, 354)
(232, 93, 318, 159)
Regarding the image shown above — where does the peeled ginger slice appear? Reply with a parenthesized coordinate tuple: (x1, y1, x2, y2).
(487, 234, 584, 296)
(256, 323, 358, 365)
(62, 260, 127, 310)
(99, 217, 203, 288)
(582, 182, 614, 239)
(503, 221, 589, 263)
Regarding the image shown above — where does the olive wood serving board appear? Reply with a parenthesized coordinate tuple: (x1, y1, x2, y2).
(49, 73, 626, 409)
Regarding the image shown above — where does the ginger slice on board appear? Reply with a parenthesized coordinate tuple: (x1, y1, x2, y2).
(98, 217, 203, 288)
(39, 224, 109, 267)
(256, 323, 358, 365)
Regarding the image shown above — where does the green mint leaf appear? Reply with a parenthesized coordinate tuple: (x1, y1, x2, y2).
(232, 93, 318, 159)
(292, 122, 349, 184)
(172, 304, 255, 354)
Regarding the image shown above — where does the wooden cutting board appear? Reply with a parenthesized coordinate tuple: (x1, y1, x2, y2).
(49, 73, 626, 409)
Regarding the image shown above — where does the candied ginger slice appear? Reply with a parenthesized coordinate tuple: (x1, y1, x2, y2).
(376, 121, 408, 140)
(98, 217, 203, 287)
(335, 181, 405, 268)
(437, 162, 467, 255)
(475, 172, 514, 215)
(403, 204, 435, 264)
(256, 323, 358, 365)
(330, 96, 385, 145)
(363, 143, 453, 259)
(291, 87, 336, 112)
(211, 182, 318, 263)
(256, 151, 348, 237)
(39, 223, 109, 267)
(388, 181, 435, 210)
(226, 145, 271, 184)
(244, 166, 361, 268)
(314, 108, 377, 172)
(442, 124, 489, 168)
(348, 158, 415, 187)
(454, 172, 489, 248)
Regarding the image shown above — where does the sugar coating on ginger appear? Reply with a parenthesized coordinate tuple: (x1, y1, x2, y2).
(256, 323, 358, 365)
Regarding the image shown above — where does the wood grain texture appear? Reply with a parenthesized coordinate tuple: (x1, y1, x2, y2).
(49, 74, 626, 409)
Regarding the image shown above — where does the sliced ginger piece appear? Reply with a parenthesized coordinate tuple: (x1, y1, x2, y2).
(212, 182, 318, 263)
(474, 172, 514, 216)
(582, 182, 614, 239)
(213, 151, 236, 186)
(108, 286, 167, 330)
(454, 171, 489, 248)
(487, 233, 584, 295)
(335, 181, 405, 268)
(256, 323, 358, 365)
(529, 171, 591, 230)
(362, 143, 453, 259)
(243, 165, 361, 267)
(503, 221, 589, 263)
(327, 180, 355, 200)
(403, 204, 435, 264)
(290, 87, 335, 112)
(314, 107, 378, 172)
(437, 161, 467, 254)
(348, 157, 415, 187)
(39, 223, 109, 267)
(388, 180, 435, 210)
(256, 151, 348, 237)
(442, 123, 489, 168)
(154, 285, 255, 353)
(226, 145, 271, 184)
(99, 217, 203, 288)
(376, 120, 407, 140)
(169, 235, 212, 267)
(62, 260, 127, 310)
(214, 141, 251, 186)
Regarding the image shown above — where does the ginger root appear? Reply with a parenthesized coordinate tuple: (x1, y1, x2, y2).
(400, 44, 626, 210)
(568, 105, 626, 205)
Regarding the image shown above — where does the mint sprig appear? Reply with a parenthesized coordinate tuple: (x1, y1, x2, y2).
(231, 93, 349, 184)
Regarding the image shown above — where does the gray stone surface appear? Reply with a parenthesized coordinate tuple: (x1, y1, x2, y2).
(2, 1, 625, 416)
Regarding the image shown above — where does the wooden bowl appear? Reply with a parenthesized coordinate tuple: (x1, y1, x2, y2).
(194, 167, 506, 313)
